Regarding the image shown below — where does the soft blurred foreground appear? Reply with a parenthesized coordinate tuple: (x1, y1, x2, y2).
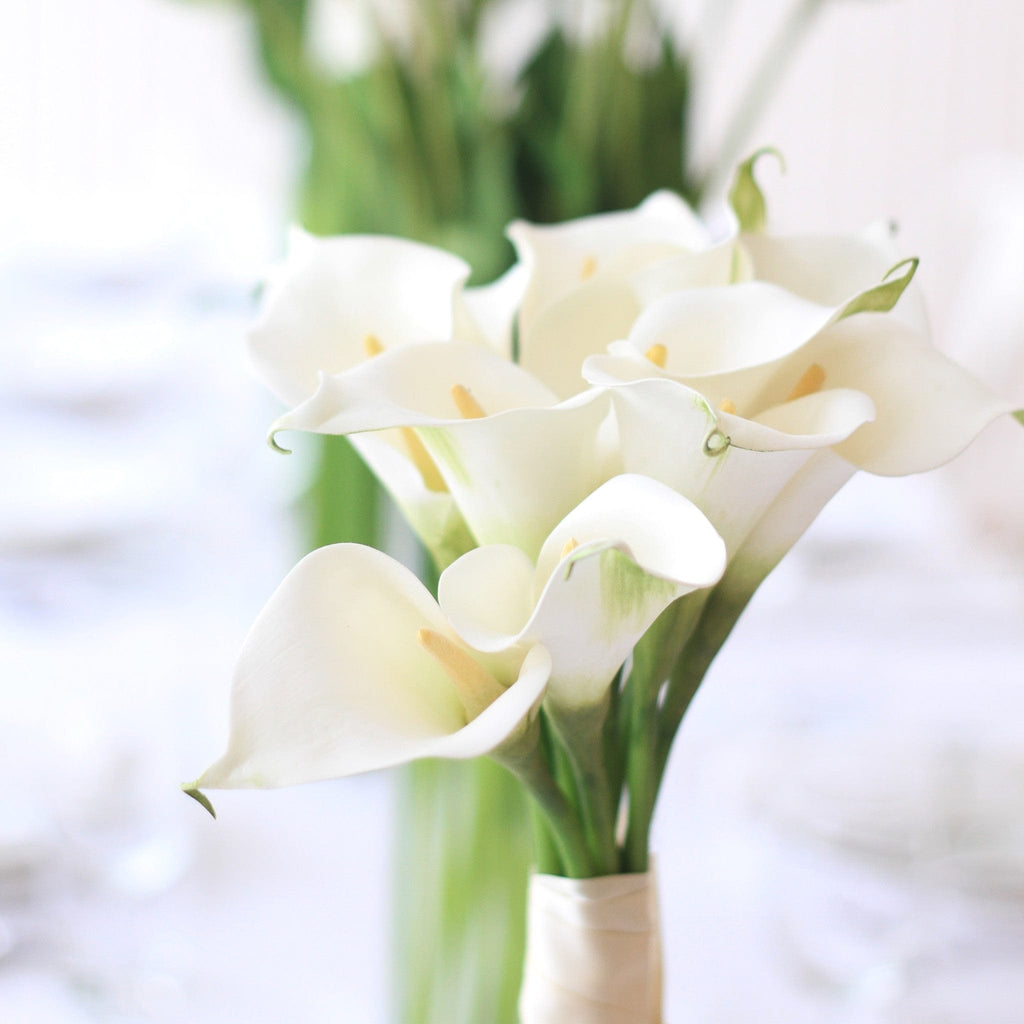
(2, 1, 1023, 1021)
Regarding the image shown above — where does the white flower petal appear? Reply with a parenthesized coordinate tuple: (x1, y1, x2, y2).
(440, 476, 726, 710)
(271, 342, 615, 557)
(348, 433, 476, 570)
(273, 341, 557, 437)
(509, 191, 708, 333)
(454, 261, 529, 358)
(605, 378, 829, 554)
(249, 232, 470, 406)
(630, 239, 749, 307)
(520, 280, 642, 398)
(725, 450, 857, 584)
(627, 282, 837, 378)
(195, 545, 467, 789)
(418, 389, 619, 556)
(527, 476, 725, 709)
(725, 387, 876, 453)
(742, 224, 929, 330)
(790, 315, 1014, 475)
(439, 544, 538, 652)
(582, 344, 666, 386)
(533, 474, 726, 590)
(194, 545, 551, 790)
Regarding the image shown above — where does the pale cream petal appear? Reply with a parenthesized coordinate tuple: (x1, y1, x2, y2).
(532, 474, 726, 591)
(582, 344, 669, 387)
(419, 645, 551, 761)
(272, 341, 557, 438)
(723, 450, 858, 589)
(724, 387, 876, 453)
(604, 378, 825, 554)
(248, 232, 470, 406)
(520, 280, 642, 398)
(193, 546, 552, 790)
(271, 343, 614, 560)
(630, 239, 750, 308)
(442, 476, 725, 710)
(348, 433, 476, 570)
(418, 388, 619, 557)
(626, 282, 837, 378)
(438, 544, 538, 652)
(194, 545, 469, 789)
(787, 316, 1014, 475)
(742, 224, 928, 330)
(453, 261, 529, 358)
(509, 191, 709, 332)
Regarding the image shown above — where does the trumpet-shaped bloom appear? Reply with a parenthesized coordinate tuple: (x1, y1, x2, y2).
(507, 192, 714, 398)
(274, 342, 620, 559)
(439, 475, 726, 709)
(190, 477, 725, 791)
(192, 544, 552, 790)
(584, 306, 1012, 569)
(249, 229, 471, 406)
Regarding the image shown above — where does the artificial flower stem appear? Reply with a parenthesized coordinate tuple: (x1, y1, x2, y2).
(602, 667, 627, 812)
(502, 747, 594, 879)
(620, 595, 707, 870)
(548, 697, 621, 877)
(528, 800, 566, 877)
(622, 673, 659, 873)
(654, 572, 762, 781)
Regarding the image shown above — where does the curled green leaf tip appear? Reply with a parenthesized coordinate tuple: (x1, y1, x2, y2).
(267, 430, 292, 455)
(1014, 410, 1024, 428)
(183, 786, 217, 819)
(729, 147, 786, 233)
(838, 257, 919, 320)
(884, 256, 919, 283)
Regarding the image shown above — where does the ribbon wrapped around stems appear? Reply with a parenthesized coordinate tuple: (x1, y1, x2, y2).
(519, 869, 663, 1024)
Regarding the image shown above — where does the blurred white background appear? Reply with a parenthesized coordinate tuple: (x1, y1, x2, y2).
(1, 1, 1023, 1021)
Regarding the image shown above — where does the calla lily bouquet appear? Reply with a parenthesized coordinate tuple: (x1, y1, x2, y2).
(187, 153, 1021, 1022)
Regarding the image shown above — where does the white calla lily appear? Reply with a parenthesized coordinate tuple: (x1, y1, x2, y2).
(191, 544, 552, 792)
(274, 342, 620, 558)
(507, 191, 712, 396)
(790, 314, 1016, 476)
(586, 312, 1010, 572)
(439, 475, 726, 710)
(584, 374, 854, 557)
(189, 479, 725, 794)
(249, 229, 471, 406)
(509, 191, 710, 331)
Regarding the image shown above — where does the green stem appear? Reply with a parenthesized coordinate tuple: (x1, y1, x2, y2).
(502, 747, 594, 879)
(655, 574, 763, 782)
(622, 689, 657, 873)
(548, 699, 620, 876)
(528, 800, 565, 876)
(619, 595, 707, 869)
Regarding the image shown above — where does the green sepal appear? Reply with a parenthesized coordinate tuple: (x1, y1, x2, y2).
(183, 786, 217, 819)
(1014, 410, 1024, 428)
(728, 147, 785, 233)
(838, 257, 919, 320)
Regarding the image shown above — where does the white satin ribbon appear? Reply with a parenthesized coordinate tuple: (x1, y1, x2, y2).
(518, 869, 663, 1024)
